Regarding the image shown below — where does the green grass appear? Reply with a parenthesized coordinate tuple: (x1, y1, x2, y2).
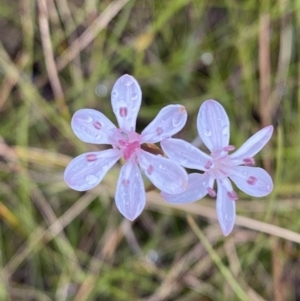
(0, 0, 300, 300)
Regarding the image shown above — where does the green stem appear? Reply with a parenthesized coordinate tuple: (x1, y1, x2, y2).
(187, 215, 252, 301)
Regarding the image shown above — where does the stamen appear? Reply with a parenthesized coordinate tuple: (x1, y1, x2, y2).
(223, 145, 235, 152)
(119, 107, 128, 117)
(247, 176, 257, 185)
(243, 157, 255, 166)
(179, 106, 186, 113)
(205, 160, 213, 170)
(93, 121, 102, 130)
(207, 187, 216, 198)
(122, 179, 130, 186)
(227, 191, 238, 201)
(156, 127, 163, 135)
(86, 154, 97, 162)
(147, 165, 154, 175)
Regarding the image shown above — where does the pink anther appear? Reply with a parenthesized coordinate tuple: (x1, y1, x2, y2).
(93, 121, 102, 130)
(156, 127, 163, 135)
(243, 157, 255, 166)
(122, 179, 130, 186)
(207, 187, 216, 198)
(223, 145, 235, 152)
(205, 160, 213, 170)
(227, 191, 238, 201)
(119, 107, 128, 117)
(86, 154, 97, 162)
(147, 165, 154, 175)
(247, 176, 257, 185)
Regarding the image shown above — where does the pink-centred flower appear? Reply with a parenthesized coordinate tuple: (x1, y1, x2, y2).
(160, 99, 274, 236)
(64, 74, 188, 221)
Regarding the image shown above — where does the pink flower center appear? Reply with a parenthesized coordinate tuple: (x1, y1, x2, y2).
(205, 152, 234, 180)
(203, 147, 238, 200)
(115, 130, 141, 161)
(122, 140, 140, 160)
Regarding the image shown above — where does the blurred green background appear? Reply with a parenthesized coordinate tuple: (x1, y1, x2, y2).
(0, 0, 299, 300)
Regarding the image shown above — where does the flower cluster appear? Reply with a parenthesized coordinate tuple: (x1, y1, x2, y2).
(64, 75, 188, 221)
(64, 75, 274, 235)
(160, 100, 273, 235)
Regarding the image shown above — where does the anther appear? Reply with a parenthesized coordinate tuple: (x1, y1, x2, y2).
(247, 176, 257, 185)
(93, 121, 102, 130)
(147, 165, 154, 175)
(227, 191, 238, 201)
(205, 160, 213, 170)
(243, 157, 255, 166)
(179, 106, 186, 113)
(86, 154, 97, 162)
(156, 127, 163, 135)
(119, 107, 128, 117)
(207, 187, 216, 198)
(223, 145, 235, 152)
(122, 179, 130, 186)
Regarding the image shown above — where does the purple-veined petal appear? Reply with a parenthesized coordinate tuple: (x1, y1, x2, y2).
(137, 150, 188, 194)
(64, 149, 122, 191)
(197, 100, 230, 153)
(111, 74, 142, 131)
(115, 160, 145, 221)
(141, 105, 187, 143)
(71, 109, 116, 144)
(216, 179, 236, 236)
(161, 138, 212, 171)
(230, 125, 273, 161)
(229, 166, 273, 197)
(161, 173, 209, 204)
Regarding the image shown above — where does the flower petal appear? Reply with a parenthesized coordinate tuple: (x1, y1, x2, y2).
(141, 105, 187, 143)
(229, 166, 273, 197)
(137, 150, 188, 194)
(216, 179, 236, 236)
(71, 109, 116, 144)
(115, 160, 145, 221)
(161, 173, 209, 204)
(111, 74, 142, 131)
(197, 100, 230, 153)
(230, 125, 273, 161)
(64, 149, 122, 191)
(161, 138, 212, 171)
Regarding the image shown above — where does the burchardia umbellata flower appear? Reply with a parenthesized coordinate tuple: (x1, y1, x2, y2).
(64, 74, 188, 220)
(160, 99, 273, 236)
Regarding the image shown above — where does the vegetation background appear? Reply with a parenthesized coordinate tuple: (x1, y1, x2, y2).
(0, 0, 299, 300)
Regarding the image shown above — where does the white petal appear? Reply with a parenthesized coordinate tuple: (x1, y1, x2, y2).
(229, 166, 273, 197)
(71, 109, 116, 144)
(161, 138, 212, 170)
(64, 149, 121, 191)
(161, 173, 209, 204)
(141, 105, 187, 143)
(111, 74, 142, 131)
(230, 125, 273, 160)
(137, 150, 188, 194)
(115, 160, 146, 221)
(197, 100, 230, 152)
(216, 179, 236, 236)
